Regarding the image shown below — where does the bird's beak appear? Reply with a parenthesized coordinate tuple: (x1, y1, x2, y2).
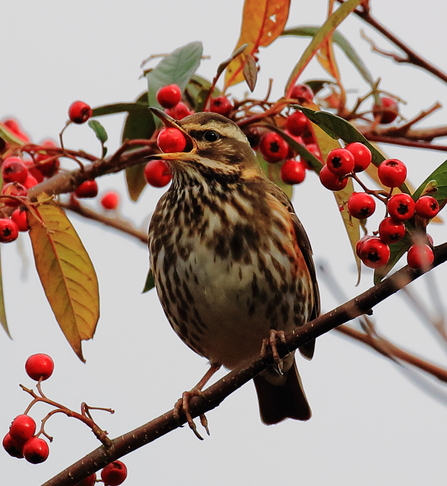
(149, 107, 195, 159)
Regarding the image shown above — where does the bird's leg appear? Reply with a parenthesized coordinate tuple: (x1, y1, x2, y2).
(260, 330, 288, 375)
(174, 362, 221, 440)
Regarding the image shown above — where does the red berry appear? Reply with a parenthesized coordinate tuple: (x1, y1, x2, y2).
(100, 191, 120, 210)
(157, 127, 187, 153)
(319, 165, 348, 191)
(24, 161, 44, 183)
(378, 217, 406, 244)
(101, 460, 128, 486)
(326, 148, 355, 176)
(144, 160, 172, 188)
(3, 119, 30, 143)
(9, 415, 36, 444)
(11, 209, 29, 232)
(25, 353, 54, 381)
(1, 182, 27, 207)
(378, 158, 407, 187)
(280, 159, 306, 185)
(356, 235, 374, 258)
(387, 193, 415, 221)
(347, 192, 376, 219)
(68, 101, 93, 124)
(23, 437, 49, 464)
(259, 132, 289, 163)
(0, 218, 19, 243)
(209, 96, 233, 117)
(35, 140, 60, 177)
(303, 143, 322, 165)
(358, 237, 390, 269)
(373, 97, 399, 124)
(1, 156, 28, 184)
(407, 243, 434, 270)
(23, 174, 39, 189)
(165, 102, 192, 120)
(415, 195, 439, 219)
(244, 127, 260, 150)
(344, 142, 372, 172)
(75, 180, 99, 198)
(2, 433, 24, 458)
(156, 84, 182, 109)
(75, 473, 97, 486)
(285, 111, 308, 137)
(290, 84, 314, 102)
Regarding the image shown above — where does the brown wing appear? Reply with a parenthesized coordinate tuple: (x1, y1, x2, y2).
(267, 182, 320, 359)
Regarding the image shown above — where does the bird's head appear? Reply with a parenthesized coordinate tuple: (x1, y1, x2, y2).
(149, 108, 261, 182)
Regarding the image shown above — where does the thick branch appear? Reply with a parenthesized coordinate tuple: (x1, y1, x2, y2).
(42, 242, 447, 486)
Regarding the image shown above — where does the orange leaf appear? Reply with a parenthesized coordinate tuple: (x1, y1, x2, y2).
(225, 0, 290, 89)
(285, 0, 363, 96)
(28, 197, 99, 361)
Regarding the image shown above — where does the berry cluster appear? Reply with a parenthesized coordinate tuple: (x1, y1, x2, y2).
(145, 83, 236, 188)
(256, 84, 320, 186)
(3, 353, 124, 485)
(0, 105, 123, 244)
(318, 142, 438, 270)
(3, 354, 54, 463)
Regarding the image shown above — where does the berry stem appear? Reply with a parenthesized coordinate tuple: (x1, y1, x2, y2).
(19, 383, 113, 447)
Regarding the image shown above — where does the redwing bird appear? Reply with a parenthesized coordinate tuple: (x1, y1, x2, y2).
(148, 108, 320, 434)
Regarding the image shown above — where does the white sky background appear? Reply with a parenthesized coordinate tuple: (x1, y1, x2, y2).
(2, 1, 447, 485)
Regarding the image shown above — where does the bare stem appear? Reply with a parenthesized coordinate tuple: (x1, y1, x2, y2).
(41, 242, 447, 486)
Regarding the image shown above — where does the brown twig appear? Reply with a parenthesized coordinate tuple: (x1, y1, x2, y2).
(41, 242, 447, 486)
(335, 325, 447, 382)
(60, 201, 149, 244)
(343, 1, 447, 84)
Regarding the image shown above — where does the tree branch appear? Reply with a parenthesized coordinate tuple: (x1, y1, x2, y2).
(342, 1, 447, 84)
(42, 242, 447, 486)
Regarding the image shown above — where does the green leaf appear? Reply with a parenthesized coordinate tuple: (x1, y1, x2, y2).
(412, 160, 447, 202)
(267, 125, 322, 172)
(121, 92, 156, 201)
(88, 120, 108, 158)
(298, 106, 385, 164)
(282, 26, 375, 87)
(142, 268, 155, 293)
(185, 74, 220, 112)
(284, 0, 364, 95)
(28, 198, 100, 362)
(146, 41, 203, 113)
(0, 123, 26, 146)
(0, 247, 11, 338)
(298, 106, 411, 195)
(92, 102, 150, 117)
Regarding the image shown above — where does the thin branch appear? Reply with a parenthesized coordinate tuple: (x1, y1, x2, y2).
(60, 201, 148, 244)
(344, 1, 447, 84)
(335, 325, 447, 382)
(42, 242, 447, 486)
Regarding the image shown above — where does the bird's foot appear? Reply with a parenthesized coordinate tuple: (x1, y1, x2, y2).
(260, 329, 288, 375)
(174, 389, 209, 440)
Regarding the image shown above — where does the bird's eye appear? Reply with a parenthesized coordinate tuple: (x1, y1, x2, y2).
(203, 130, 220, 142)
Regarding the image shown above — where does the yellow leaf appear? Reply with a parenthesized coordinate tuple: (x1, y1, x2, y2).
(225, 0, 290, 88)
(285, 0, 363, 95)
(0, 247, 11, 338)
(28, 198, 99, 361)
(316, 1, 342, 82)
(305, 102, 361, 277)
